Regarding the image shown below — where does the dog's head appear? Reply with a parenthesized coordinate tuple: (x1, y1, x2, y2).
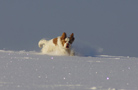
(60, 32, 75, 49)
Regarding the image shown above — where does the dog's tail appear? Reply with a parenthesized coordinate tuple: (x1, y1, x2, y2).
(38, 39, 47, 48)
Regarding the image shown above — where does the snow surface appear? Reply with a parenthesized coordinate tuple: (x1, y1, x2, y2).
(0, 50, 138, 90)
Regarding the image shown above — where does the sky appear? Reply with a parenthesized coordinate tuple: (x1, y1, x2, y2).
(0, 0, 138, 57)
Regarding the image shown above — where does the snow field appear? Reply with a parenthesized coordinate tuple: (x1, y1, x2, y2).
(0, 50, 138, 90)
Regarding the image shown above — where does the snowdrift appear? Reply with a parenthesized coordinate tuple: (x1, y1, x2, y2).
(0, 50, 138, 90)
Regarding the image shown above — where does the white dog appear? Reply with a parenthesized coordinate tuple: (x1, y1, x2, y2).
(38, 32, 75, 56)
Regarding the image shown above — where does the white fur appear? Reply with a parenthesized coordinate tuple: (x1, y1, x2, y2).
(38, 37, 74, 56)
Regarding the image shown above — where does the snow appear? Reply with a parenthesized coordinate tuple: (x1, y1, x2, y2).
(0, 50, 138, 90)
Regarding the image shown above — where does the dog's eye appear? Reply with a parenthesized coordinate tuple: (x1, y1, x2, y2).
(69, 40, 73, 44)
(62, 40, 66, 43)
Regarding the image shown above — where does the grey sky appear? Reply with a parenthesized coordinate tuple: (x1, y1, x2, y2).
(0, 0, 138, 57)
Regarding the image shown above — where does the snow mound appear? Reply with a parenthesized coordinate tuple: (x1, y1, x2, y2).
(72, 41, 102, 57)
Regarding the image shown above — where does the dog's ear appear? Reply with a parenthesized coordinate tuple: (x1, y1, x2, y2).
(61, 32, 67, 40)
(69, 33, 75, 44)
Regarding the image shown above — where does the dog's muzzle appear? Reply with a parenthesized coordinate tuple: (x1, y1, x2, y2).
(66, 43, 70, 48)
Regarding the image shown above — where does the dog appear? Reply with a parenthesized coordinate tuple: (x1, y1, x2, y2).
(38, 32, 75, 56)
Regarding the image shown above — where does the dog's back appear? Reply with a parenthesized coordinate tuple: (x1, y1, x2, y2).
(38, 39, 57, 54)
